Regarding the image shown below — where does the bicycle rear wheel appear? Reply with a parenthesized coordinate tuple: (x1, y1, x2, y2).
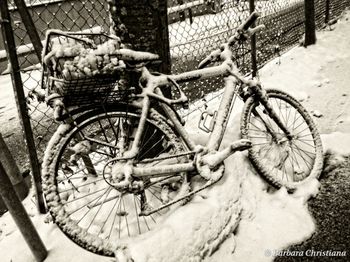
(42, 106, 189, 256)
(241, 89, 323, 190)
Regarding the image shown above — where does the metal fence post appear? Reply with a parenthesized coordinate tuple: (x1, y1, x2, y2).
(0, 0, 46, 213)
(325, 0, 330, 24)
(249, 0, 257, 77)
(0, 133, 28, 201)
(0, 160, 47, 262)
(177, 0, 186, 21)
(13, 0, 43, 62)
(304, 0, 316, 46)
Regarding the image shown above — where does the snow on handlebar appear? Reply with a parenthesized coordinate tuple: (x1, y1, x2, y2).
(198, 12, 265, 69)
(247, 24, 266, 35)
(115, 49, 160, 62)
(198, 49, 221, 69)
(239, 11, 260, 31)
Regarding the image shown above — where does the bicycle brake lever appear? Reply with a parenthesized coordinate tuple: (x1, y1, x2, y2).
(198, 49, 221, 69)
(198, 57, 212, 69)
(246, 24, 266, 36)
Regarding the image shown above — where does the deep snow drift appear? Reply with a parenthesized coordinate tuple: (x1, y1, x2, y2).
(1, 9, 350, 262)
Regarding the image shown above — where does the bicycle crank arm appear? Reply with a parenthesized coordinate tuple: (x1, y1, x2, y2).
(202, 139, 251, 168)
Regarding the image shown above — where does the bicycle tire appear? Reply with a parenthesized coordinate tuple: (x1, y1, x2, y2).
(241, 89, 323, 190)
(42, 106, 189, 256)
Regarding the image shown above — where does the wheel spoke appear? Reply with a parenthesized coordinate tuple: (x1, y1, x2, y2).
(43, 110, 189, 254)
(121, 197, 130, 237)
(294, 138, 316, 148)
(98, 193, 120, 237)
(86, 187, 113, 231)
(59, 177, 105, 193)
(243, 91, 322, 189)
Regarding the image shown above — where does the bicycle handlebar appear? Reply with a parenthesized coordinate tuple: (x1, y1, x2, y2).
(115, 49, 160, 62)
(198, 11, 264, 69)
(240, 11, 260, 31)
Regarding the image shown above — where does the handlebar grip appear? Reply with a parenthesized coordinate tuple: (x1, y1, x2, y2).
(116, 49, 160, 62)
(241, 11, 260, 31)
(248, 24, 266, 35)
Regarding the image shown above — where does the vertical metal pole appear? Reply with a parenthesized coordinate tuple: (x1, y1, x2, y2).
(0, 0, 46, 213)
(0, 133, 28, 200)
(0, 161, 47, 262)
(325, 0, 330, 24)
(249, 0, 257, 77)
(178, 0, 186, 21)
(304, 0, 316, 46)
(13, 0, 43, 61)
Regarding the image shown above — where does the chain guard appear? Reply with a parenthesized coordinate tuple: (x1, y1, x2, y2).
(139, 164, 225, 216)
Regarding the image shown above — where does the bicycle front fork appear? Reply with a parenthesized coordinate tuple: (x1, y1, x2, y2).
(251, 85, 293, 140)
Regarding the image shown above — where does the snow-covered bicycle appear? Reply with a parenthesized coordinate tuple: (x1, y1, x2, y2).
(41, 12, 323, 256)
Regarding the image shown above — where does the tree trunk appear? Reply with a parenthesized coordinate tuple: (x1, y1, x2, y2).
(109, 0, 171, 74)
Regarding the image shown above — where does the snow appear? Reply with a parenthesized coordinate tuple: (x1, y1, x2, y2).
(126, 154, 244, 262)
(321, 132, 350, 156)
(44, 32, 123, 80)
(1, 8, 350, 262)
(217, 177, 319, 262)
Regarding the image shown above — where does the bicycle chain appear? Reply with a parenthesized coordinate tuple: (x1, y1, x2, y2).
(140, 177, 221, 216)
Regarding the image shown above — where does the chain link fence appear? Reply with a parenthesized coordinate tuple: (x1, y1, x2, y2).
(1, 0, 112, 167)
(1, 0, 350, 168)
(168, 0, 350, 100)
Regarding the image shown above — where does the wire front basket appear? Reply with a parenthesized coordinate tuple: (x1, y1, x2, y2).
(41, 31, 131, 106)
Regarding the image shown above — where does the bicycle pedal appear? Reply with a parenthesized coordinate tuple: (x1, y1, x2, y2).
(198, 110, 217, 133)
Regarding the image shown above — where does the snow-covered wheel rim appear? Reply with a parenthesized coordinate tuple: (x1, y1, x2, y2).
(42, 108, 188, 256)
(241, 89, 323, 190)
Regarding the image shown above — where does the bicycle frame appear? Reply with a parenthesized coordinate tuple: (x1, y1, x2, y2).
(98, 16, 292, 181)
(113, 59, 250, 178)
(115, 57, 295, 181)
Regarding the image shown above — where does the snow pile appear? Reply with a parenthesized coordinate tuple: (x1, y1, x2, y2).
(116, 103, 319, 262)
(118, 108, 244, 261)
(221, 174, 319, 262)
(126, 154, 245, 262)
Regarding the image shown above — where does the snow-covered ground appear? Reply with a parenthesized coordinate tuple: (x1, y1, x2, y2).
(1, 9, 350, 262)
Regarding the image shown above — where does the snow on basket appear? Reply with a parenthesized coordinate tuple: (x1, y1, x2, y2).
(42, 30, 129, 106)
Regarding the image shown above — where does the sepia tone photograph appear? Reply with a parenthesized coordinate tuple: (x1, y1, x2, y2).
(0, 0, 349, 261)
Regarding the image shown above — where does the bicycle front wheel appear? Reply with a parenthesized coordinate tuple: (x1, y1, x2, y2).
(241, 89, 323, 190)
(42, 107, 189, 256)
